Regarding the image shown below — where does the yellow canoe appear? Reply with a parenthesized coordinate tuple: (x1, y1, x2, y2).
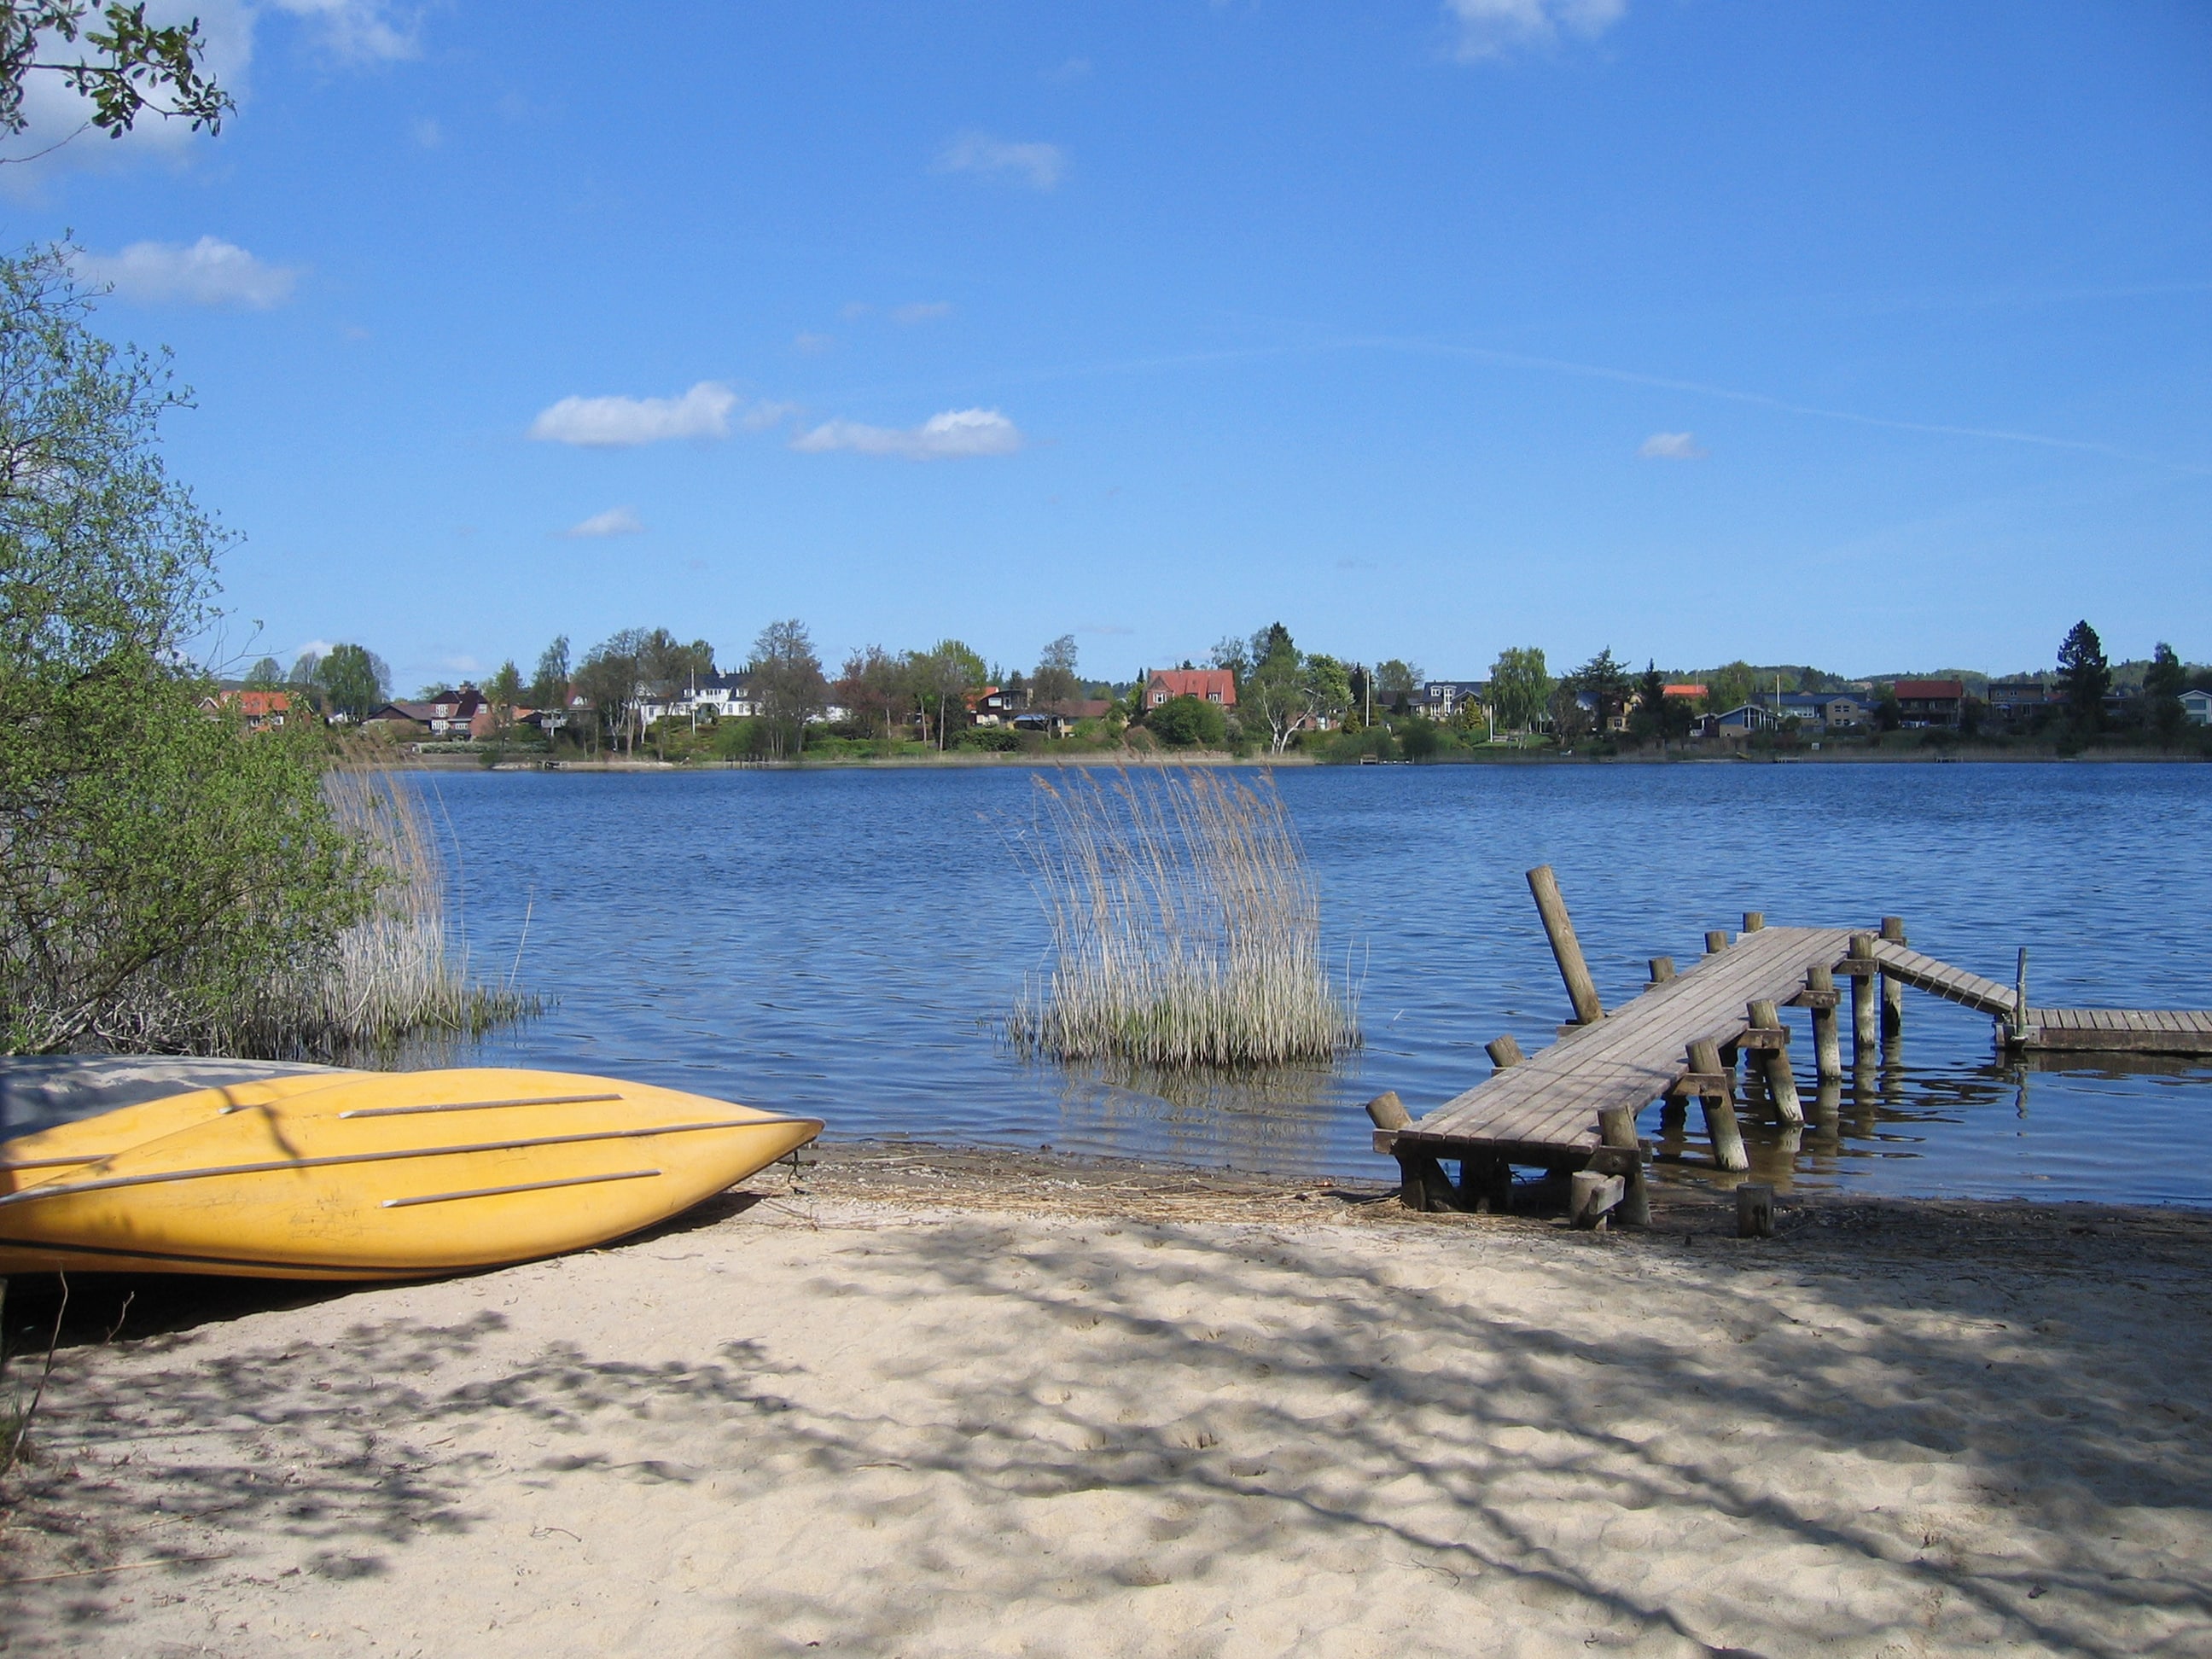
(0, 1066, 821, 1280)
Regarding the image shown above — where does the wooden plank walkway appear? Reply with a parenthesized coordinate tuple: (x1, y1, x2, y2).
(1379, 926, 1854, 1168)
(1869, 940, 2212, 1054)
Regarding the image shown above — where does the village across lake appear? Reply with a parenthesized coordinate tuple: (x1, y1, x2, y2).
(429, 760, 2212, 1207)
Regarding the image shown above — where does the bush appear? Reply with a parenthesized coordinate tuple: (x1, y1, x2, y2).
(1144, 695, 1228, 748)
(955, 726, 1022, 752)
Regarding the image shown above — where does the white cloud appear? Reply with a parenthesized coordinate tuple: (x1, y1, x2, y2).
(72, 236, 302, 308)
(528, 381, 738, 448)
(893, 300, 953, 324)
(265, 0, 422, 63)
(410, 115, 442, 148)
(560, 506, 644, 538)
(1446, 0, 1627, 60)
(793, 330, 835, 354)
(791, 407, 1024, 461)
(741, 401, 799, 432)
(934, 131, 1064, 191)
(1639, 431, 1708, 460)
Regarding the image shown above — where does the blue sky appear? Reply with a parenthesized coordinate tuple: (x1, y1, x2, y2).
(9, 0, 2209, 692)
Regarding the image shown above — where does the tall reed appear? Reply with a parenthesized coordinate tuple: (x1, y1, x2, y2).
(1008, 764, 1359, 1067)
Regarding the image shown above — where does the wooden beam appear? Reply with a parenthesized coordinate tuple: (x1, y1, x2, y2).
(1528, 865, 1605, 1027)
(1570, 1172, 1625, 1229)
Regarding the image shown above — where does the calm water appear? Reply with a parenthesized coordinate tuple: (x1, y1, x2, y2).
(425, 761, 2212, 1206)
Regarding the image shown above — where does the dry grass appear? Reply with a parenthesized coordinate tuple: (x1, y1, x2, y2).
(276, 765, 536, 1061)
(1006, 764, 1359, 1068)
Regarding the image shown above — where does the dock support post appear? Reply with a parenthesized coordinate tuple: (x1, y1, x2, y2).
(1849, 934, 1879, 1062)
(1879, 916, 1906, 1039)
(1807, 963, 1842, 1081)
(1685, 1037, 1748, 1172)
(1597, 1105, 1650, 1228)
(1742, 911, 1765, 935)
(1736, 1183, 1774, 1239)
(1648, 957, 1675, 986)
(1704, 930, 1730, 955)
(1527, 865, 1604, 1027)
(1747, 999, 1804, 1126)
(1369, 1092, 1442, 1212)
(1486, 1034, 1524, 1072)
(2011, 947, 2029, 1045)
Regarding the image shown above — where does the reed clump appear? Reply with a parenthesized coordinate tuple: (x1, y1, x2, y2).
(1008, 765, 1359, 1068)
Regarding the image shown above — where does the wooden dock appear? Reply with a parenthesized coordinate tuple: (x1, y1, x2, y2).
(1371, 869, 2212, 1223)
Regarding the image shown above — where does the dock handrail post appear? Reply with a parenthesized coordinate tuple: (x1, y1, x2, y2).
(1648, 957, 1675, 986)
(1848, 934, 1879, 1061)
(1704, 930, 1730, 955)
(1685, 1036, 1749, 1171)
(1807, 963, 1842, 1081)
(1742, 911, 1765, 935)
(1597, 1105, 1650, 1227)
(2012, 947, 2029, 1045)
(1527, 865, 1604, 1027)
(1879, 916, 1907, 1039)
(1747, 999, 1804, 1126)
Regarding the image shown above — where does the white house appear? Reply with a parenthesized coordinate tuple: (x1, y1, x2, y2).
(2183, 688, 2212, 726)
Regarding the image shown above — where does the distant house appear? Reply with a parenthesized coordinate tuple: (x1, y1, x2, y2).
(1662, 683, 1707, 701)
(2181, 689, 2212, 726)
(365, 690, 483, 736)
(1762, 691, 1869, 731)
(1013, 699, 1112, 737)
(1414, 680, 1487, 721)
(1986, 678, 2054, 728)
(969, 686, 1012, 726)
(1572, 690, 1631, 733)
(1145, 668, 1236, 709)
(1889, 678, 1965, 728)
(203, 689, 299, 731)
(1701, 703, 1780, 736)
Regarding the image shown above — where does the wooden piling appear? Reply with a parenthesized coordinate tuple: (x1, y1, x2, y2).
(1685, 1036, 1748, 1172)
(1649, 956, 1676, 985)
(1806, 963, 1842, 1080)
(1879, 916, 1906, 1038)
(1742, 911, 1765, 934)
(1486, 1034, 1524, 1071)
(1597, 1104, 1650, 1227)
(1527, 865, 1604, 1027)
(1371, 1092, 1444, 1211)
(2012, 947, 2029, 1043)
(1705, 930, 1730, 955)
(1849, 933, 1879, 1060)
(1746, 998, 1804, 1125)
(1365, 1091, 1412, 1131)
(1736, 1183, 1774, 1239)
(1569, 1172, 1625, 1229)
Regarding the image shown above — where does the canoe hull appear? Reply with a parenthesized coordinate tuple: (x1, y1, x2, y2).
(0, 1068, 821, 1280)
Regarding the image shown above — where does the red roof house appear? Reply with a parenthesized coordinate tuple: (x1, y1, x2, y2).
(1145, 668, 1237, 709)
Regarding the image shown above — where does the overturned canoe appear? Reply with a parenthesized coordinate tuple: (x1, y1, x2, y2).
(0, 1066, 822, 1280)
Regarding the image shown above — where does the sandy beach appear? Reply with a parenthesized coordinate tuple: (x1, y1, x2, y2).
(4, 1144, 2209, 1657)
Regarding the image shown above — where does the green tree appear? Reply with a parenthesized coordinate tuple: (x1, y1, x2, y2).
(1487, 647, 1551, 735)
(834, 644, 904, 739)
(908, 638, 986, 750)
(243, 655, 284, 690)
(750, 617, 826, 759)
(1146, 694, 1226, 748)
(2144, 641, 2187, 745)
(1706, 661, 1756, 714)
(1573, 647, 1632, 731)
(2057, 620, 2110, 732)
(318, 642, 389, 722)
(1, 3, 233, 143)
(1032, 632, 1080, 707)
(1238, 623, 1306, 754)
(485, 659, 523, 731)
(528, 635, 570, 710)
(1399, 713, 1442, 761)
(576, 631, 645, 756)
(1304, 653, 1353, 730)
(1375, 657, 1421, 713)
(1630, 661, 1667, 745)
(0, 243, 373, 1051)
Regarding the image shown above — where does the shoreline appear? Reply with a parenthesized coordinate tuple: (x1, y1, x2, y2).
(387, 745, 2212, 773)
(6, 1139, 2209, 1655)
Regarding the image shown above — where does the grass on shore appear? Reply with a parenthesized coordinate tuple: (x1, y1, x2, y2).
(1007, 764, 1359, 1068)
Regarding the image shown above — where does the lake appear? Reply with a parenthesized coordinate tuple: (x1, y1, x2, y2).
(426, 760, 2212, 1207)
